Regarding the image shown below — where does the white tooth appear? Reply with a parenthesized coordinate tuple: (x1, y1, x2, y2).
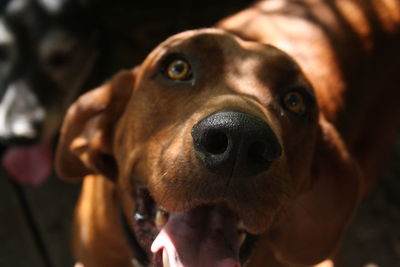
(239, 232, 247, 247)
(131, 258, 145, 267)
(156, 210, 168, 230)
(163, 249, 170, 267)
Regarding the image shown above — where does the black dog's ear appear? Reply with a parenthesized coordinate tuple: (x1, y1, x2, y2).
(55, 70, 136, 182)
(268, 115, 362, 265)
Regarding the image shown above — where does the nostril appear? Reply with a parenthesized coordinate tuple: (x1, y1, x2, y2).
(202, 130, 229, 155)
(248, 141, 268, 164)
(248, 141, 281, 164)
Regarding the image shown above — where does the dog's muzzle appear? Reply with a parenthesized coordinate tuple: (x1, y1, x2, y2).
(0, 82, 45, 144)
(191, 110, 281, 179)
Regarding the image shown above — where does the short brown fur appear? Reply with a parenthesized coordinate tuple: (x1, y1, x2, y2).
(56, 0, 400, 266)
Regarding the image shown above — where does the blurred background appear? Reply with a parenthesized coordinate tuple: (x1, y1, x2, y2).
(0, 0, 398, 266)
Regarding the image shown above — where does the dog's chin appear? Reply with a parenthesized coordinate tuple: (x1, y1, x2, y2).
(130, 186, 261, 266)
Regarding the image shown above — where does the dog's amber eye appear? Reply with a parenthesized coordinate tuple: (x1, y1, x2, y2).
(166, 59, 191, 80)
(283, 91, 306, 115)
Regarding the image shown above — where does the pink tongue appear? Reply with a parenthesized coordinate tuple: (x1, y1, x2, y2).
(2, 139, 52, 186)
(151, 205, 241, 267)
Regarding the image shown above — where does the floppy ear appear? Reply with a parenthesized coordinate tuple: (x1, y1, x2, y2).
(55, 70, 136, 182)
(268, 115, 362, 265)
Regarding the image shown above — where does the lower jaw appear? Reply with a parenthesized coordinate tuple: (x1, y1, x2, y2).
(128, 187, 260, 266)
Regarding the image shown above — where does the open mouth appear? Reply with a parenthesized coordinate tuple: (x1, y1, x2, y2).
(126, 187, 259, 267)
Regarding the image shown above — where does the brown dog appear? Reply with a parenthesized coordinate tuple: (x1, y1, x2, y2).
(56, 0, 400, 266)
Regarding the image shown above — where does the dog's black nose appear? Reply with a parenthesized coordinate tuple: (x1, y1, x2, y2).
(191, 110, 281, 178)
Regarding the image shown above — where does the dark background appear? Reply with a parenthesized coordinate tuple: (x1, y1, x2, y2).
(0, 2, 399, 267)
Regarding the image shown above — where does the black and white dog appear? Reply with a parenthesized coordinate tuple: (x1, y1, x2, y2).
(0, 0, 98, 185)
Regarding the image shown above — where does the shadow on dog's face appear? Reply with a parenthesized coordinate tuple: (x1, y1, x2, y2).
(0, 0, 97, 184)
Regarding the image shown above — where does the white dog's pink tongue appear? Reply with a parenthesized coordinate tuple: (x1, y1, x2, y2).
(151, 205, 241, 267)
(2, 139, 52, 186)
